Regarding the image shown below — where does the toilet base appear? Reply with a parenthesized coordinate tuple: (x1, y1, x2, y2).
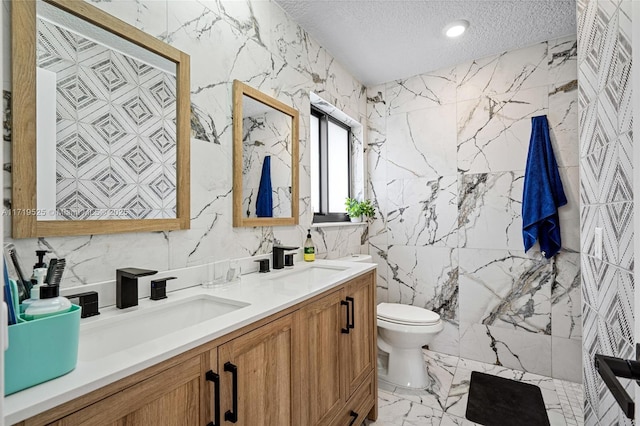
(379, 347, 429, 389)
(378, 374, 428, 391)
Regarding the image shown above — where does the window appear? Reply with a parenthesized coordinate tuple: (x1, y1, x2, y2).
(310, 107, 352, 222)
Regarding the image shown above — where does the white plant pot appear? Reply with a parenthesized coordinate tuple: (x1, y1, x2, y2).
(350, 215, 362, 223)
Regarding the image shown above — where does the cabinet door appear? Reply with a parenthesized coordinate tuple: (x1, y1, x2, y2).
(343, 272, 376, 398)
(53, 356, 202, 426)
(295, 290, 345, 425)
(218, 314, 297, 426)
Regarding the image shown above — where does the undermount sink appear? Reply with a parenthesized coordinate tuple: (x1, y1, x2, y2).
(78, 295, 249, 361)
(278, 265, 348, 280)
(268, 265, 349, 292)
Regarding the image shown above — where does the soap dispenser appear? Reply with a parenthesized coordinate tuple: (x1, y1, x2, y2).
(21, 267, 47, 310)
(23, 251, 49, 309)
(304, 229, 315, 262)
(30, 250, 49, 287)
(24, 285, 71, 320)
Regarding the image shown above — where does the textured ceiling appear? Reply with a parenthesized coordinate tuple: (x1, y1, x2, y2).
(274, 0, 577, 86)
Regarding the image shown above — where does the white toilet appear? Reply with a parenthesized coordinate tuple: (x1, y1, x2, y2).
(377, 303, 443, 389)
(334, 254, 444, 389)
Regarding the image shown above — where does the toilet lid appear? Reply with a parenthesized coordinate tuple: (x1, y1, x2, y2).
(377, 303, 441, 325)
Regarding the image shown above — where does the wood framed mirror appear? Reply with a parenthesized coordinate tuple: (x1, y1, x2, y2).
(11, 0, 191, 238)
(232, 80, 299, 227)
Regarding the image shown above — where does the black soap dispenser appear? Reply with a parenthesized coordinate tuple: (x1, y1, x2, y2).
(34, 250, 49, 270)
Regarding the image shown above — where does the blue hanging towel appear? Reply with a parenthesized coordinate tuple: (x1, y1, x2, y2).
(522, 115, 567, 259)
(256, 155, 273, 217)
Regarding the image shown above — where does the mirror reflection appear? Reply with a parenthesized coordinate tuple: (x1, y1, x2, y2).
(232, 80, 298, 227)
(241, 95, 292, 219)
(35, 0, 178, 221)
(12, 0, 190, 238)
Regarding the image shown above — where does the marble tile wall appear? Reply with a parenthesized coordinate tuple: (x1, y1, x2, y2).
(2, 0, 367, 286)
(577, 0, 634, 425)
(367, 35, 581, 382)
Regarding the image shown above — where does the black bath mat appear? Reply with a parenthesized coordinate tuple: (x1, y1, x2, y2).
(465, 371, 550, 426)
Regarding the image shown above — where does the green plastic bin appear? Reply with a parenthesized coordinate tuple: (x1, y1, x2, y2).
(4, 305, 80, 395)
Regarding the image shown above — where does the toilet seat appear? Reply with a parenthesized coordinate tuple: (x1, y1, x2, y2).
(377, 303, 440, 326)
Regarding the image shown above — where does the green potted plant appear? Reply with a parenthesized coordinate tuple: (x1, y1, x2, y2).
(345, 197, 362, 222)
(359, 199, 376, 220)
(345, 198, 376, 222)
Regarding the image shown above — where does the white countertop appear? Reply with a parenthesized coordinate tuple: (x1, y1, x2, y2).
(4, 260, 375, 424)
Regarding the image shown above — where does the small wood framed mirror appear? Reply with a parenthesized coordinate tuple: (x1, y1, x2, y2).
(232, 80, 299, 227)
(11, 0, 191, 238)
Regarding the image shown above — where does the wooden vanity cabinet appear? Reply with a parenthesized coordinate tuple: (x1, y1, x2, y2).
(47, 355, 203, 426)
(216, 314, 297, 425)
(296, 271, 377, 426)
(28, 320, 298, 426)
(329, 371, 376, 426)
(16, 271, 375, 426)
(295, 289, 345, 425)
(343, 272, 376, 400)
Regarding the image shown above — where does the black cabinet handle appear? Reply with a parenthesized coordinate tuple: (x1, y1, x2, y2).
(341, 300, 350, 334)
(205, 370, 220, 426)
(348, 410, 359, 425)
(346, 296, 355, 330)
(224, 362, 239, 423)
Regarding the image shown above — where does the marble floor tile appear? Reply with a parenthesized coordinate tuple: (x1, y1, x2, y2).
(439, 413, 480, 426)
(554, 379, 585, 423)
(443, 367, 472, 418)
(366, 389, 445, 426)
(368, 349, 584, 426)
(456, 357, 556, 390)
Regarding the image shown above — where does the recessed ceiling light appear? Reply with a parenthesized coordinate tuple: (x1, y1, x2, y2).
(444, 20, 469, 38)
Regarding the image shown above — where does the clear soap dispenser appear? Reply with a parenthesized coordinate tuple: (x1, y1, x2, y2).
(304, 229, 315, 262)
(21, 267, 47, 310)
(22, 250, 49, 310)
(24, 285, 71, 320)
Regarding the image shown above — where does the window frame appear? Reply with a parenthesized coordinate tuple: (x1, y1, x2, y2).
(310, 106, 352, 223)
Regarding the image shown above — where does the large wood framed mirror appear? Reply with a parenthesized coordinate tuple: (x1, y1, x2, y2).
(232, 80, 299, 227)
(11, 0, 191, 238)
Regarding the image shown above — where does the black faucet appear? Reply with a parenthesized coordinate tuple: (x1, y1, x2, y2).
(272, 246, 299, 270)
(150, 276, 177, 301)
(66, 291, 100, 318)
(116, 268, 157, 309)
